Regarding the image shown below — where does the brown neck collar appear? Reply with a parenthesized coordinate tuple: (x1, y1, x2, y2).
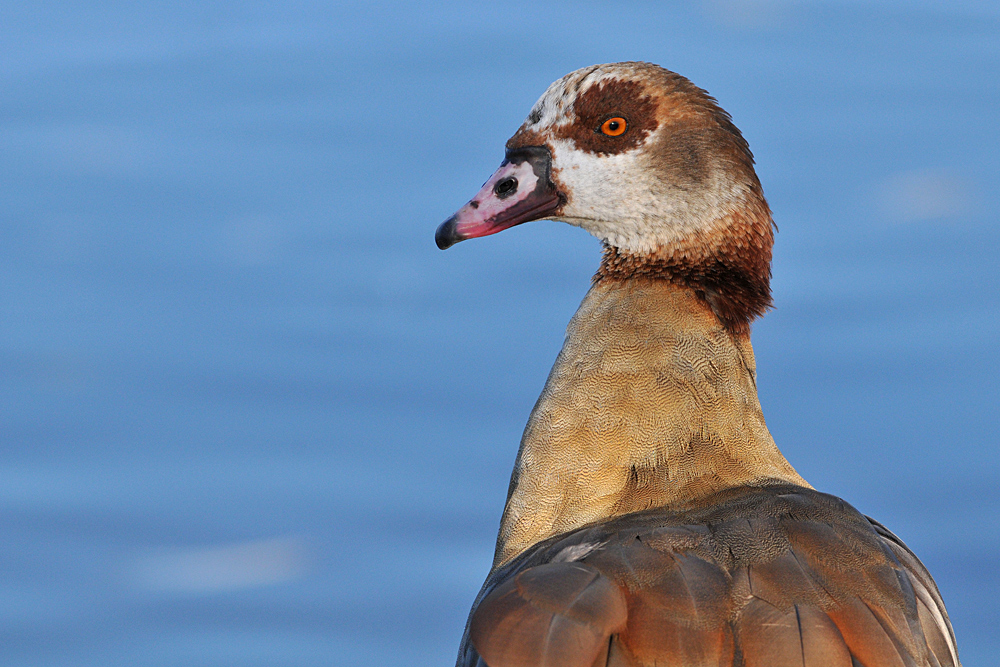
(594, 200, 775, 337)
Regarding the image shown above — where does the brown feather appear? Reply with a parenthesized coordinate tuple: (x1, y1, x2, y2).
(737, 600, 853, 667)
(827, 597, 914, 667)
(469, 562, 627, 667)
(458, 486, 959, 667)
(595, 205, 774, 337)
(589, 541, 735, 666)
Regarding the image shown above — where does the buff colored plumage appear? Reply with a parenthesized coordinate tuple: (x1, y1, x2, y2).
(494, 279, 805, 567)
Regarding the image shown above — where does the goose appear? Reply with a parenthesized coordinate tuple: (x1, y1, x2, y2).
(435, 62, 959, 667)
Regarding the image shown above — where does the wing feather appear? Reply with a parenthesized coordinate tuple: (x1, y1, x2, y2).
(588, 536, 734, 666)
(826, 597, 913, 667)
(737, 599, 853, 667)
(458, 486, 959, 667)
(469, 562, 627, 667)
(869, 520, 960, 667)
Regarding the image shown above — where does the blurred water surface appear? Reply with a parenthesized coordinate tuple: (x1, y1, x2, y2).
(1, 1, 998, 665)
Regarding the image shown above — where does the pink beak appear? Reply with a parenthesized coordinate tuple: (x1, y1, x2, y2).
(436, 146, 563, 250)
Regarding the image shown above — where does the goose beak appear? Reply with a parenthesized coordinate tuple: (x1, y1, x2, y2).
(436, 146, 563, 250)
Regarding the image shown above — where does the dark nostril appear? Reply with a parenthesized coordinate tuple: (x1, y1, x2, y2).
(494, 177, 518, 199)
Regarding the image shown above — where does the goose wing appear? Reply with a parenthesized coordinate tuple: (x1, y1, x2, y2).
(458, 485, 958, 667)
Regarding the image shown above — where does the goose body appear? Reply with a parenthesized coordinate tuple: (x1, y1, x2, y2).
(436, 62, 958, 667)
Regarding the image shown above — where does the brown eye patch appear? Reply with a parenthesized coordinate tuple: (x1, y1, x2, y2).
(554, 78, 658, 155)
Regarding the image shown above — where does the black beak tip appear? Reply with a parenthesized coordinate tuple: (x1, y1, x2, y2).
(435, 216, 461, 250)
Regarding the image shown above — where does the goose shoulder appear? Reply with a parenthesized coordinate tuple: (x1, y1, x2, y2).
(459, 485, 958, 667)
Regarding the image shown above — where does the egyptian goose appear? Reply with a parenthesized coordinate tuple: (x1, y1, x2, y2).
(435, 62, 959, 667)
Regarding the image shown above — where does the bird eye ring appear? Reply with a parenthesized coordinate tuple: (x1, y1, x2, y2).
(599, 117, 627, 136)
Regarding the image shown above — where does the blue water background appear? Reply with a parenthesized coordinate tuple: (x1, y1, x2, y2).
(1, 1, 997, 664)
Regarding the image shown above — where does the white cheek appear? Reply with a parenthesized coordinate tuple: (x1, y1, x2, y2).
(548, 140, 747, 253)
(548, 141, 664, 251)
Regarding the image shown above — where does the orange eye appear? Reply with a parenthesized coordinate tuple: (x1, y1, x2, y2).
(600, 117, 627, 136)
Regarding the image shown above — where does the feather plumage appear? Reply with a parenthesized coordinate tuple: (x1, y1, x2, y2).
(458, 486, 957, 667)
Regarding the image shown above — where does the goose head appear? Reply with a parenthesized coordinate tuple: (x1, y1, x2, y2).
(435, 61, 775, 334)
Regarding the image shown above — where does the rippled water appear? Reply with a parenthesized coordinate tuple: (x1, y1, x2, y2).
(1, 2, 997, 665)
